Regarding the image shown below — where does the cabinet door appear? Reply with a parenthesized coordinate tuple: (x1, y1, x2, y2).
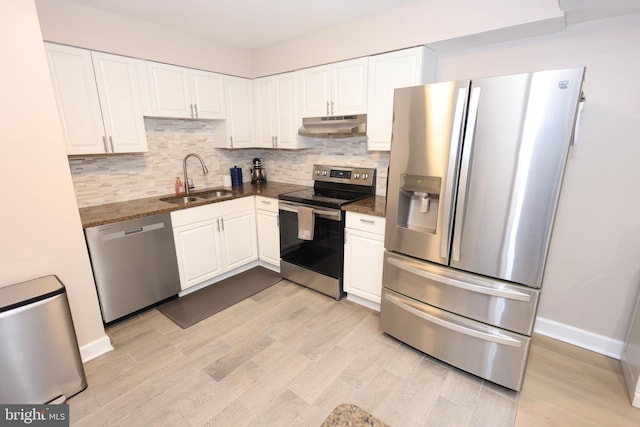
(146, 61, 191, 118)
(253, 77, 276, 147)
(344, 227, 384, 304)
(256, 209, 280, 267)
(331, 57, 368, 116)
(298, 65, 331, 117)
(367, 47, 435, 151)
(44, 43, 105, 155)
(223, 76, 255, 148)
(91, 52, 147, 153)
(273, 73, 298, 149)
(190, 70, 226, 119)
(220, 209, 258, 270)
(173, 220, 223, 290)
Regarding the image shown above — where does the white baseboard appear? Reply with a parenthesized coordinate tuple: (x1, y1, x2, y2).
(79, 334, 113, 363)
(346, 293, 380, 312)
(534, 316, 625, 359)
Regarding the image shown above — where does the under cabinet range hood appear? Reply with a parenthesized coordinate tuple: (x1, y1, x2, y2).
(298, 114, 367, 138)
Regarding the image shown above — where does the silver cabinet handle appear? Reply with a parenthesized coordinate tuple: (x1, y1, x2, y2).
(108, 136, 114, 153)
(272, 136, 275, 148)
(452, 86, 481, 262)
(190, 104, 194, 118)
(331, 100, 334, 116)
(326, 101, 330, 116)
(386, 256, 530, 302)
(102, 136, 108, 152)
(220, 217, 224, 230)
(441, 86, 468, 259)
(359, 219, 375, 224)
(216, 218, 220, 231)
(384, 292, 522, 348)
(274, 136, 278, 148)
(229, 136, 233, 148)
(261, 200, 271, 206)
(194, 104, 198, 118)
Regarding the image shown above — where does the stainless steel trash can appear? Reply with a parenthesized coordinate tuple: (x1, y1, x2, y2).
(0, 275, 87, 404)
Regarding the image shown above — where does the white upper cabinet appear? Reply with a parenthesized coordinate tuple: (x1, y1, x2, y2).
(366, 47, 437, 151)
(254, 73, 305, 149)
(146, 61, 225, 119)
(216, 76, 254, 148)
(45, 43, 147, 155)
(298, 57, 368, 117)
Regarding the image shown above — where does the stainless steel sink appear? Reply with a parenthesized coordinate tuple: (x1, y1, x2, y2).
(160, 195, 202, 204)
(160, 189, 234, 204)
(195, 189, 234, 199)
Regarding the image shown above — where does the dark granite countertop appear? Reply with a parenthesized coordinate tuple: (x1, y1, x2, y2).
(342, 195, 386, 218)
(79, 182, 308, 228)
(79, 182, 388, 228)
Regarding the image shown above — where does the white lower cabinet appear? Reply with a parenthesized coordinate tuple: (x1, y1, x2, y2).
(171, 197, 257, 290)
(255, 196, 280, 269)
(344, 212, 386, 308)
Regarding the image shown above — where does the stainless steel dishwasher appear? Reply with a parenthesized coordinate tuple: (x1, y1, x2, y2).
(85, 213, 180, 323)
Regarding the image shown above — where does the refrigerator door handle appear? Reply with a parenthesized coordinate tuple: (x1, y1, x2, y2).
(452, 86, 481, 262)
(384, 291, 523, 348)
(387, 256, 531, 302)
(441, 87, 468, 259)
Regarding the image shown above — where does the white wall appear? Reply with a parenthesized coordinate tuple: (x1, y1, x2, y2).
(436, 14, 640, 355)
(35, 0, 252, 78)
(0, 0, 109, 361)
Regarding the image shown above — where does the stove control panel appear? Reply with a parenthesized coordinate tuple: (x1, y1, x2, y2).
(312, 165, 376, 187)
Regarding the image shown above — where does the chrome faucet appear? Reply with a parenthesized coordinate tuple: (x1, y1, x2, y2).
(183, 153, 209, 195)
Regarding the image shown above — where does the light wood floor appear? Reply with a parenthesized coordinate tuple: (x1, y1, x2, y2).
(68, 280, 640, 426)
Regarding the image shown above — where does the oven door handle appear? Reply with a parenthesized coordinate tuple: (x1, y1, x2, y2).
(278, 201, 342, 221)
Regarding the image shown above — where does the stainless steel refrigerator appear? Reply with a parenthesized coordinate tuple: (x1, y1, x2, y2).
(381, 67, 585, 391)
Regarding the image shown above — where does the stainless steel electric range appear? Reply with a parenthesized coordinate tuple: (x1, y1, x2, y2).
(278, 165, 377, 299)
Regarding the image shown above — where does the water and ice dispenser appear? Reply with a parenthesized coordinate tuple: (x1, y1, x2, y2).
(396, 174, 441, 234)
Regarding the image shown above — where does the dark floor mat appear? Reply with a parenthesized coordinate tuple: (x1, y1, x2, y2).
(157, 266, 282, 328)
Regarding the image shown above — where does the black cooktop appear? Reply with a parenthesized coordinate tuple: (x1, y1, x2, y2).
(278, 187, 372, 209)
(278, 165, 377, 209)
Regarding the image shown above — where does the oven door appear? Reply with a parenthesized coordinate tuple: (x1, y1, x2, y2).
(278, 200, 344, 280)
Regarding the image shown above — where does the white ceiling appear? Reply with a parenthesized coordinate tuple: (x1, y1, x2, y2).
(67, 0, 640, 50)
(67, 0, 418, 49)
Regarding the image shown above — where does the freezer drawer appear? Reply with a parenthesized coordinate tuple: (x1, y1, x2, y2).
(383, 251, 540, 335)
(380, 287, 530, 391)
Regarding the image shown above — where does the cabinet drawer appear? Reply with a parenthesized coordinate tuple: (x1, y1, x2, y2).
(346, 212, 385, 234)
(381, 287, 530, 391)
(255, 196, 278, 213)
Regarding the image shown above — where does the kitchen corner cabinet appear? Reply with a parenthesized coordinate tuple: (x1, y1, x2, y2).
(45, 43, 147, 155)
(215, 76, 255, 148)
(170, 197, 257, 290)
(344, 212, 386, 307)
(366, 47, 437, 151)
(145, 61, 226, 119)
(255, 196, 280, 269)
(298, 57, 368, 118)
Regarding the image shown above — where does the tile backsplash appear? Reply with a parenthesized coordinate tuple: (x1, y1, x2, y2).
(69, 118, 389, 208)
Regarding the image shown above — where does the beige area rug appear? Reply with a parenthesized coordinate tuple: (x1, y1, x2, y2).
(321, 404, 389, 427)
(157, 266, 282, 328)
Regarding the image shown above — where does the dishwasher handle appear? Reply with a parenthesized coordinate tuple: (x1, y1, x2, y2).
(100, 222, 165, 242)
